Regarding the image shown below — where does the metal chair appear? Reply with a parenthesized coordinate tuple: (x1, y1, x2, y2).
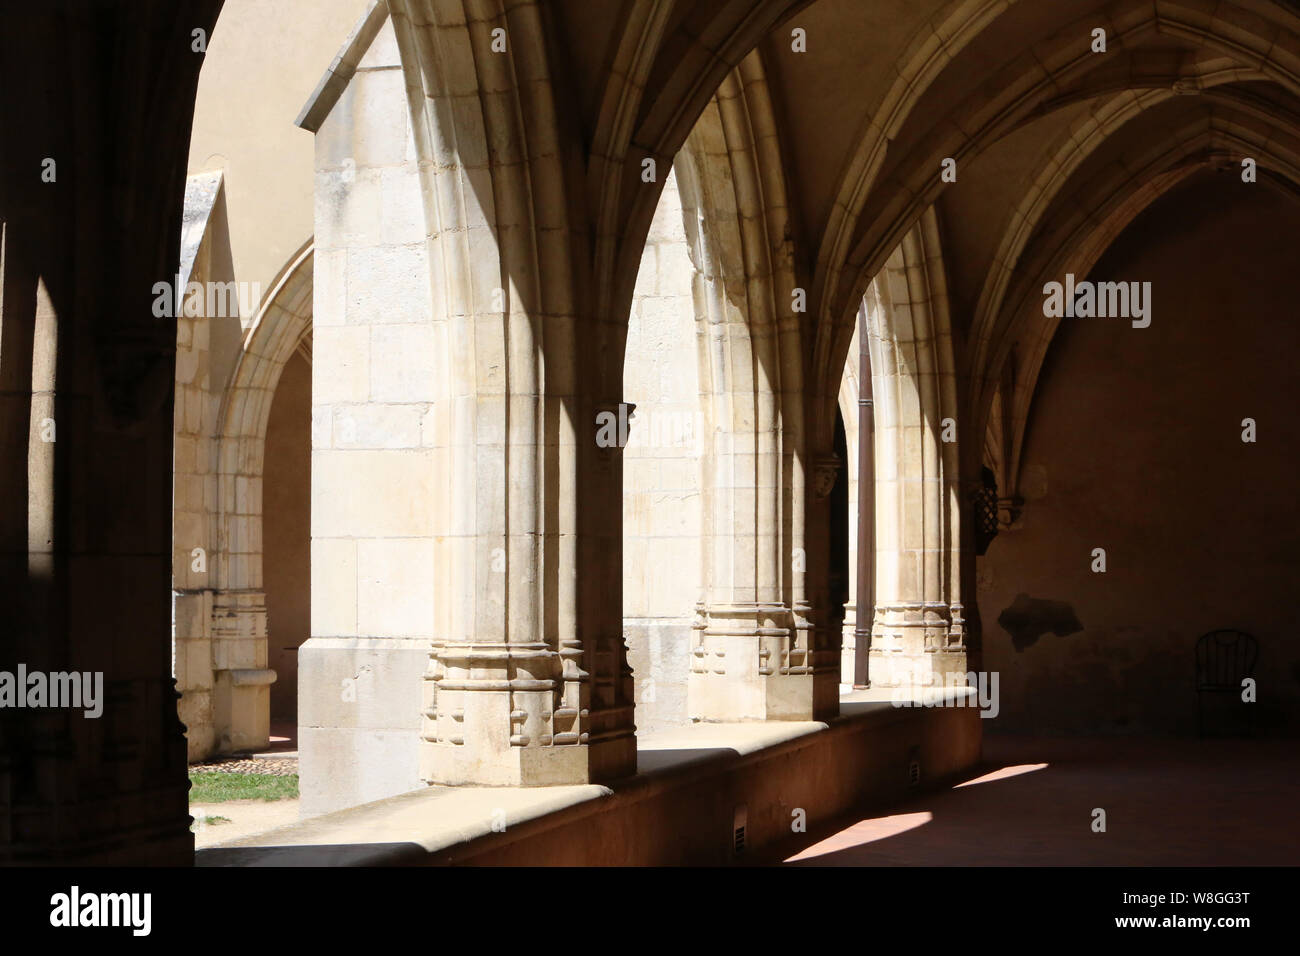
(1195, 629, 1258, 737)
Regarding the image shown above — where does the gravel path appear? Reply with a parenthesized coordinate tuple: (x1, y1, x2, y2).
(190, 755, 299, 776)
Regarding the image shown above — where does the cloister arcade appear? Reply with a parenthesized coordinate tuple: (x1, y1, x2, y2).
(2, 0, 1298, 864)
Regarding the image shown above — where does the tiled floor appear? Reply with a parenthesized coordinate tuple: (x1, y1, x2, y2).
(779, 735, 1300, 866)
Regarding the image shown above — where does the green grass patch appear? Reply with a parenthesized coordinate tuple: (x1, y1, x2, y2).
(189, 772, 299, 804)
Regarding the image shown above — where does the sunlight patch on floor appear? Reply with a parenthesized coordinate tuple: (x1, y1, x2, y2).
(953, 763, 1048, 788)
(785, 811, 933, 862)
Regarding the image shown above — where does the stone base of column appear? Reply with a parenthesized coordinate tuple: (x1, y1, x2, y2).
(298, 636, 429, 817)
(213, 668, 276, 752)
(419, 641, 637, 787)
(174, 589, 215, 760)
(841, 601, 875, 689)
(0, 810, 196, 866)
(688, 603, 838, 721)
(177, 689, 215, 761)
(867, 602, 968, 687)
(209, 591, 272, 753)
(1, 678, 193, 865)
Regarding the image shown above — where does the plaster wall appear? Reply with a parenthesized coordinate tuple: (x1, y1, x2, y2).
(978, 175, 1300, 735)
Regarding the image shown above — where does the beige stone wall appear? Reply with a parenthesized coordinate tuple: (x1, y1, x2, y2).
(622, 169, 702, 732)
(301, 17, 433, 816)
(173, 174, 246, 761)
(978, 175, 1300, 735)
(187, 0, 372, 318)
(173, 180, 309, 761)
(175, 0, 370, 761)
(265, 351, 312, 723)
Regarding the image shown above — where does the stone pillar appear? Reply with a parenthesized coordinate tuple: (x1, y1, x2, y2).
(419, 391, 635, 786)
(301, 5, 636, 808)
(388, 0, 638, 787)
(676, 65, 834, 722)
(210, 592, 275, 751)
(865, 217, 967, 689)
(690, 398, 804, 720)
(839, 311, 873, 689)
(172, 204, 219, 757)
(0, 0, 220, 864)
(297, 16, 437, 814)
(172, 169, 276, 759)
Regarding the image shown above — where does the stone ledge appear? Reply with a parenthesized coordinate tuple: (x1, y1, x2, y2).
(197, 687, 979, 866)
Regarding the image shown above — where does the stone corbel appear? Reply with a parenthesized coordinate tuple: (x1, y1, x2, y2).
(810, 453, 841, 499)
(997, 495, 1024, 531)
(593, 401, 636, 463)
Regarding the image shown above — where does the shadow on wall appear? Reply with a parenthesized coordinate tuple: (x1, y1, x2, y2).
(265, 350, 312, 724)
(997, 594, 1083, 652)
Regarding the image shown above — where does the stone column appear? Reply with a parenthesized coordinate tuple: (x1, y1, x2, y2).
(839, 311, 874, 689)
(0, 0, 219, 864)
(394, 0, 638, 787)
(172, 169, 277, 759)
(301, 4, 637, 808)
(690, 360, 801, 719)
(866, 217, 967, 689)
(297, 16, 440, 814)
(172, 178, 220, 760)
(676, 64, 833, 722)
(210, 593, 275, 750)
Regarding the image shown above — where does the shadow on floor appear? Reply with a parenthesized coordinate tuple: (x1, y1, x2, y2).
(764, 735, 1300, 866)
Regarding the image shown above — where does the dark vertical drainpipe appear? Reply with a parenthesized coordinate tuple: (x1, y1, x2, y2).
(853, 301, 874, 688)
